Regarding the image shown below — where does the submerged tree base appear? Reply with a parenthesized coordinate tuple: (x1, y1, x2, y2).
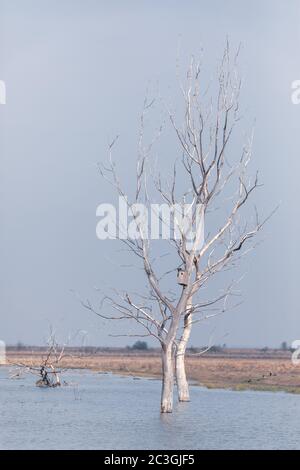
(35, 378, 61, 388)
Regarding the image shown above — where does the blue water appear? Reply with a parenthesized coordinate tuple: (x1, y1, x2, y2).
(0, 367, 299, 450)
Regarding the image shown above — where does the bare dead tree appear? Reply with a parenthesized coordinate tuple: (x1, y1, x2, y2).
(9, 329, 68, 387)
(86, 44, 273, 413)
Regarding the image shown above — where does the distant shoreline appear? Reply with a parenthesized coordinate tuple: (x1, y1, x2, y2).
(5, 348, 300, 395)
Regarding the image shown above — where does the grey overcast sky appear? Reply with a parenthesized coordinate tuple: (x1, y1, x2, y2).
(0, 0, 300, 347)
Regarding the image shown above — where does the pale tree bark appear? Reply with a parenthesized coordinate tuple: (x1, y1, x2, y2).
(176, 296, 192, 401)
(161, 344, 174, 412)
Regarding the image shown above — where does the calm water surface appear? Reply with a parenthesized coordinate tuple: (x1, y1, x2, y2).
(0, 367, 299, 450)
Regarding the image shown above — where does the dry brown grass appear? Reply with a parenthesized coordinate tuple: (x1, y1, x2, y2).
(6, 350, 300, 393)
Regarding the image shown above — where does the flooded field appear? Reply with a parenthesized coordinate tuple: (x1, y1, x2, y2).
(1, 367, 300, 450)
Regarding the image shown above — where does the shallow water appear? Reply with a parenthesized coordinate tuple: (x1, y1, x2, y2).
(0, 367, 300, 450)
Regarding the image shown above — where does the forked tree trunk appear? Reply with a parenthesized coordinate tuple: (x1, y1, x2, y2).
(176, 299, 193, 402)
(161, 344, 174, 413)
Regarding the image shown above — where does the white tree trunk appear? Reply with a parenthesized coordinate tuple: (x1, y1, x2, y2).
(161, 344, 174, 413)
(176, 299, 193, 402)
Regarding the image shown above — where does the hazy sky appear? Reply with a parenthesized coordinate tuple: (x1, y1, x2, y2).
(0, 0, 300, 347)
